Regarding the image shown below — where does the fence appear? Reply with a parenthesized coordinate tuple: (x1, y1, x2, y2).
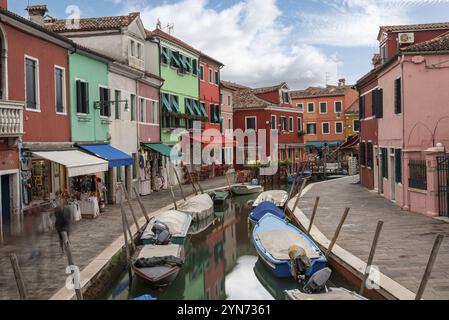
(409, 160, 427, 190)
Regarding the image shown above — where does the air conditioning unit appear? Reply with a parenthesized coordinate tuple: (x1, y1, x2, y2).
(398, 33, 415, 44)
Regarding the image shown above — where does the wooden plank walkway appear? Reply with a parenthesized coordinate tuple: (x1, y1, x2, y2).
(298, 177, 449, 300)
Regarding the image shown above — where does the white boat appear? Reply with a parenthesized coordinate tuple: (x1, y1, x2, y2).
(140, 210, 192, 245)
(253, 190, 288, 208)
(231, 184, 264, 195)
(178, 193, 214, 222)
(284, 287, 367, 300)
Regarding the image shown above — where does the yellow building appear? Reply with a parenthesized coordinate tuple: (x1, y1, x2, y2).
(344, 99, 360, 139)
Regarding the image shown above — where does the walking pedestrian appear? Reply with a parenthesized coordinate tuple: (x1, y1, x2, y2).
(54, 192, 71, 252)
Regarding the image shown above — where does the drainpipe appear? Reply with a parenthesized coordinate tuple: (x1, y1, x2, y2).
(400, 54, 409, 211)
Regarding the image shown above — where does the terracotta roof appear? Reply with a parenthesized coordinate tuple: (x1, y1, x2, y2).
(252, 82, 288, 94)
(290, 85, 352, 99)
(46, 12, 140, 33)
(401, 31, 449, 53)
(26, 5, 48, 12)
(378, 22, 449, 40)
(233, 83, 294, 110)
(151, 29, 200, 55)
(345, 99, 359, 114)
(220, 80, 250, 90)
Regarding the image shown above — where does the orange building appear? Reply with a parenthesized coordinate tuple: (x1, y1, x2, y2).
(291, 79, 358, 157)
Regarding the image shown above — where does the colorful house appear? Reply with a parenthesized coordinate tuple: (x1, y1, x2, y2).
(357, 22, 449, 218)
(220, 81, 237, 164)
(290, 80, 358, 158)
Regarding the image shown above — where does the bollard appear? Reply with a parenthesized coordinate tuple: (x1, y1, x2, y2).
(9, 253, 28, 300)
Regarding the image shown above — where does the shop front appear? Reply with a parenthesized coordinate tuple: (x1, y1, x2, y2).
(22, 150, 109, 221)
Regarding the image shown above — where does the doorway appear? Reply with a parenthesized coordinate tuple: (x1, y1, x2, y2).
(1, 174, 11, 242)
(390, 149, 396, 201)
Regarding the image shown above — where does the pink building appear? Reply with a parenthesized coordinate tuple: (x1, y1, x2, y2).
(358, 23, 449, 218)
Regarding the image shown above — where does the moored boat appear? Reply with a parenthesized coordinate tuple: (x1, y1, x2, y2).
(231, 184, 264, 195)
(132, 244, 184, 287)
(249, 201, 286, 226)
(178, 193, 214, 222)
(140, 210, 192, 245)
(252, 214, 327, 278)
(284, 287, 367, 300)
(252, 190, 288, 208)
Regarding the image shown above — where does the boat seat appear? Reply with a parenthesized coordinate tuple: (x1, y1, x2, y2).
(257, 230, 320, 260)
(137, 244, 182, 259)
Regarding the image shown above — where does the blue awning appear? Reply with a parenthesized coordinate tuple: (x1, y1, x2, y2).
(79, 145, 134, 168)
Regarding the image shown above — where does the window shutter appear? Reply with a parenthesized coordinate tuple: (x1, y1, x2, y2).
(394, 78, 402, 114)
(360, 142, 366, 166)
(76, 80, 82, 113)
(395, 149, 402, 183)
(378, 88, 383, 118)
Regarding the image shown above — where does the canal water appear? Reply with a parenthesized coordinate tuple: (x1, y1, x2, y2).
(99, 182, 353, 300)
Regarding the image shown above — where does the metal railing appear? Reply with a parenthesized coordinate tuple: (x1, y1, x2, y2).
(0, 100, 24, 137)
(409, 160, 427, 190)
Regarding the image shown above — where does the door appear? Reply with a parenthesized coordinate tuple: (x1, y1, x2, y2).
(390, 150, 396, 201)
(1, 175, 11, 242)
(374, 146, 379, 192)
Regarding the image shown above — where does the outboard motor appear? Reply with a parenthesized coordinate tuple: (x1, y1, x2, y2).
(303, 267, 332, 294)
(151, 221, 171, 245)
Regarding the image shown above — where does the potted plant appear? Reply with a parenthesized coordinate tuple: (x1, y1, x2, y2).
(298, 130, 306, 137)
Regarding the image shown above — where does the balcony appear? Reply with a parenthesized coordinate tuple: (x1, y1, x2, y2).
(0, 100, 24, 137)
(129, 55, 145, 71)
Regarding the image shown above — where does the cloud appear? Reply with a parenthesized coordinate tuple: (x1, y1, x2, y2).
(120, 0, 342, 88)
(297, 0, 449, 47)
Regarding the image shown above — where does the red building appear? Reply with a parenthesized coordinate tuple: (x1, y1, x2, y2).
(231, 82, 304, 166)
(200, 53, 224, 132)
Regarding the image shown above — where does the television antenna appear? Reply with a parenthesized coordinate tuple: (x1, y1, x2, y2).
(156, 19, 174, 35)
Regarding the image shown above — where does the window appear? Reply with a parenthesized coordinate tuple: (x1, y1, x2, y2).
(395, 149, 402, 183)
(55, 67, 66, 113)
(335, 101, 342, 113)
(137, 43, 142, 59)
(367, 143, 373, 167)
(228, 119, 232, 130)
(130, 94, 136, 121)
(130, 40, 135, 57)
(215, 70, 219, 85)
(209, 68, 213, 84)
(227, 95, 231, 106)
(76, 80, 89, 114)
(132, 153, 137, 179)
(245, 117, 256, 131)
(381, 147, 388, 179)
(306, 123, 316, 134)
(381, 44, 387, 64)
(409, 160, 427, 190)
(25, 57, 39, 110)
(210, 104, 221, 124)
(99, 87, 110, 117)
(373, 88, 383, 119)
(153, 101, 159, 124)
(322, 122, 330, 134)
(394, 78, 402, 114)
(360, 142, 366, 166)
(320, 102, 327, 114)
(271, 115, 276, 130)
(297, 103, 304, 112)
(139, 98, 145, 123)
(307, 102, 314, 113)
(354, 120, 360, 132)
(170, 51, 181, 68)
(161, 47, 169, 64)
(289, 117, 294, 132)
(280, 116, 288, 131)
(115, 90, 121, 120)
(359, 95, 365, 119)
(297, 117, 302, 132)
(282, 91, 291, 104)
(335, 122, 343, 134)
(192, 59, 198, 76)
(200, 65, 204, 80)
(116, 167, 122, 182)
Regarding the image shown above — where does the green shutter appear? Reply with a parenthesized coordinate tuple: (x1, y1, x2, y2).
(161, 48, 169, 63)
(193, 100, 201, 116)
(162, 94, 172, 112)
(200, 102, 208, 117)
(185, 98, 194, 115)
(395, 149, 402, 183)
(172, 95, 180, 113)
(170, 51, 181, 67)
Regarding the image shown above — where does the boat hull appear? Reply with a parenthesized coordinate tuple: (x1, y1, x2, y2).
(231, 185, 264, 195)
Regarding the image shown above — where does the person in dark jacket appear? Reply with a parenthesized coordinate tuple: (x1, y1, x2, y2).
(54, 193, 71, 252)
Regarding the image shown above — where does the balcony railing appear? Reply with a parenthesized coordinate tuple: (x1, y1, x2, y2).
(0, 100, 24, 137)
(129, 55, 145, 71)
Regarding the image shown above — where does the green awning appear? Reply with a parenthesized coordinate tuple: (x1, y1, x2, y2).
(172, 96, 180, 113)
(200, 102, 208, 117)
(306, 141, 341, 148)
(162, 94, 172, 113)
(193, 100, 202, 116)
(185, 99, 194, 115)
(143, 143, 183, 160)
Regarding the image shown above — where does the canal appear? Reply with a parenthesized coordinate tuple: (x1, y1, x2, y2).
(99, 182, 354, 300)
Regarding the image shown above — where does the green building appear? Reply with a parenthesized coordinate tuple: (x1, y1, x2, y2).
(68, 49, 111, 143)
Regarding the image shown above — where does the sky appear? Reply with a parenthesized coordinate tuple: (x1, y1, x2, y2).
(8, 0, 449, 89)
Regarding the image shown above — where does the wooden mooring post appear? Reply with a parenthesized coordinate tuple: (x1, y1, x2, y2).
(186, 167, 199, 195)
(9, 253, 28, 300)
(61, 231, 83, 300)
(307, 197, 320, 234)
(133, 186, 150, 223)
(119, 183, 140, 231)
(120, 202, 136, 252)
(290, 178, 308, 215)
(121, 202, 133, 288)
(359, 220, 383, 296)
(325, 207, 350, 258)
(415, 234, 444, 300)
(173, 167, 186, 201)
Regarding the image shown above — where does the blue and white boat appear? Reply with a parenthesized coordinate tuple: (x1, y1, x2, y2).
(252, 214, 327, 278)
(249, 201, 286, 226)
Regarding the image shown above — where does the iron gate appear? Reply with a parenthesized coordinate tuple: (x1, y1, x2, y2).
(437, 156, 449, 217)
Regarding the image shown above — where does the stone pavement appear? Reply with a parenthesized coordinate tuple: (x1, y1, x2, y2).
(298, 176, 449, 300)
(0, 177, 227, 300)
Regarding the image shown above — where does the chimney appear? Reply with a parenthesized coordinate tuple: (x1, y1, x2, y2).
(26, 5, 48, 26)
(0, 0, 7, 10)
(338, 78, 346, 87)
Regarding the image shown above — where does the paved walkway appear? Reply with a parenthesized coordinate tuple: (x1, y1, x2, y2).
(0, 177, 227, 300)
(298, 176, 449, 300)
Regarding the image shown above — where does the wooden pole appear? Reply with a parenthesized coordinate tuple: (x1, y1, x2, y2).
(119, 183, 140, 231)
(133, 186, 150, 223)
(287, 172, 298, 203)
(415, 234, 444, 300)
(173, 166, 186, 201)
(186, 167, 198, 195)
(121, 202, 133, 287)
(359, 220, 384, 296)
(195, 172, 204, 194)
(121, 202, 136, 252)
(307, 197, 320, 234)
(325, 208, 350, 258)
(290, 177, 308, 215)
(61, 231, 83, 300)
(166, 170, 178, 210)
(9, 253, 27, 300)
